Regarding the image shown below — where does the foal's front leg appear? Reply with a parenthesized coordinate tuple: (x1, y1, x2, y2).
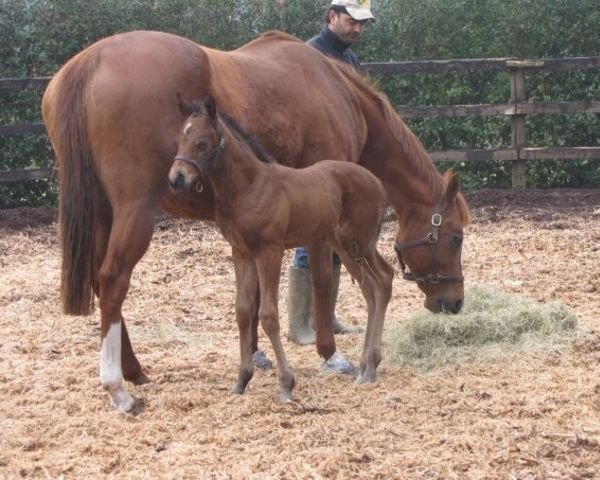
(232, 250, 259, 395)
(256, 247, 295, 402)
(250, 285, 273, 371)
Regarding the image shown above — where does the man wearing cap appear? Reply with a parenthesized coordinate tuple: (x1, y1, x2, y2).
(307, 0, 374, 71)
(287, 0, 375, 346)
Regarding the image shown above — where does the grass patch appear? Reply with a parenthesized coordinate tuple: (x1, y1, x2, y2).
(387, 284, 579, 370)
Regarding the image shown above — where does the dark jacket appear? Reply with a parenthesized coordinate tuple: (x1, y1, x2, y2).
(307, 26, 362, 72)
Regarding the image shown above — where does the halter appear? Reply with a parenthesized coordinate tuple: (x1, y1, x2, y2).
(393, 208, 464, 285)
(174, 128, 226, 192)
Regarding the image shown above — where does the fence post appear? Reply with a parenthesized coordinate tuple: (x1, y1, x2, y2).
(509, 65, 527, 188)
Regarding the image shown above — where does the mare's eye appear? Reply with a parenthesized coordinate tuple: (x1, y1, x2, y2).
(196, 140, 208, 151)
(451, 234, 463, 249)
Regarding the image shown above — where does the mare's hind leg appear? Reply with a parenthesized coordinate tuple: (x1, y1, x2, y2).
(231, 249, 258, 395)
(338, 248, 393, 383)
(121, 322, 150, 385)
(97, 207, 155, 411)
(94, 212, 149, 386)
(255, 247, 295, 401)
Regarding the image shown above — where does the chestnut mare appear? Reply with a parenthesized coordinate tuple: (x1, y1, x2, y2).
(169, 96, 394, 401)
(42, 30, 470, 411)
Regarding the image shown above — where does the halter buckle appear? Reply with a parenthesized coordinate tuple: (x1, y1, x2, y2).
(431, 213, 442, 227)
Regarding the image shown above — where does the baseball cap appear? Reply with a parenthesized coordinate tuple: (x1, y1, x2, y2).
(331, 0, 375, 21)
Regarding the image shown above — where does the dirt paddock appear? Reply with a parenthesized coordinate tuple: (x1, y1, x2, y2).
(1, 189, 599, 479)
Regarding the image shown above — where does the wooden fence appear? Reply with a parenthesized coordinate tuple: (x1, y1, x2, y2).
(2, 55, 600, 188)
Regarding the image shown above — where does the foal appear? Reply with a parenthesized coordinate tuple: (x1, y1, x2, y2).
(169, 96, 394, 401)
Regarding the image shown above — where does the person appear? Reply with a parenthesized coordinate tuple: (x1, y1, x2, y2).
(307, 0, 374, 71)
(287, 0, 375, 345)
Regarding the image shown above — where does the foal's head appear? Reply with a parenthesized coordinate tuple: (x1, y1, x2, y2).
(169, 95, 223, 193)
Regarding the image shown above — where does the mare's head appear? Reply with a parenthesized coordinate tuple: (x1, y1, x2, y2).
(394, 170, 470, 314)
(168, 94, 223, 193)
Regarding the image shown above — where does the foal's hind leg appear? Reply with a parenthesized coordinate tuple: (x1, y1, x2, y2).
(97, 208, 155, 411)
(338, 248, 393, 383)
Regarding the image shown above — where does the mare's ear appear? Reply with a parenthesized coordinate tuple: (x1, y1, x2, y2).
(177, 92, 193, 117)
(445, 170, 462, 202)
(204, 95, 217, 121)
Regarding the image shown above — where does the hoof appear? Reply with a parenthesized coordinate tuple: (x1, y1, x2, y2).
(253, 350, 273, 370)
(356, 370, 377, 384)
(130, 372, 151, 386)
(281, 392, 293, 403)
(109, 392, 137, 413)
(321, 351, 356, 375)
(280, 374, 295, 403)
(232, 384, 246, 395)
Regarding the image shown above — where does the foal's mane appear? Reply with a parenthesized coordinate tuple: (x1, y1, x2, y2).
(187, 101, 274, 164)
(219, 111, 274, 164)
(333, 62, 471, 225)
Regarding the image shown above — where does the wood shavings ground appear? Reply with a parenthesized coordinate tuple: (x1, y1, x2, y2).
(0, 189, 599, 479)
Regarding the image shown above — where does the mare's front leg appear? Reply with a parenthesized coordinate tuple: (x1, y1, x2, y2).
(255, 247, 295, 402)
(309, 242, 355, 374)
(231, 249, 259, 395)
(97, 207, 155, 412)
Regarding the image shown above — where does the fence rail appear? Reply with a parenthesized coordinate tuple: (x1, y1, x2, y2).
(3, 55, 600, 187)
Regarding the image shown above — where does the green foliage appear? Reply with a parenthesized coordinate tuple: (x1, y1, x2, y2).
(2, 0, 600, 207)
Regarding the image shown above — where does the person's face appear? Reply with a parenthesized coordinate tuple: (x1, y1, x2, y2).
(329, 11, 368, 44)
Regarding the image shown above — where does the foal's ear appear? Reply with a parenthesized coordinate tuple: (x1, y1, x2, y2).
(445, 170, 462, 202)
(177, 92, 194, 117)
(204, 95, 217, 120)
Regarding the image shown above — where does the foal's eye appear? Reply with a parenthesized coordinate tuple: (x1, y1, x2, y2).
(451, 234, 463, 249)
(196, 140, 208, 151)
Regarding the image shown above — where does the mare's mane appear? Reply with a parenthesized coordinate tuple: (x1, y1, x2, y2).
(333, 62, 471, 225)
(253, 30, 303, 44)
(333, 63, 443, 193)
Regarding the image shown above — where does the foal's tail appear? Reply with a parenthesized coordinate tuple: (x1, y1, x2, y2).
(43, 51, 101, 315)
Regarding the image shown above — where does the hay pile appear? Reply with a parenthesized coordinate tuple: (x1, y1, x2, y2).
(388, 284, 579, 370)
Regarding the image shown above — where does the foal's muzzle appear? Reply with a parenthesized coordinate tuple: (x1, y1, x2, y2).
(169, 170, 187, 192)
(168, 162, 205, 194)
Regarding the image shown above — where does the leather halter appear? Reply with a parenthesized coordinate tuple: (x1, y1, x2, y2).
(174, 129, 226, 191)
(393, 209, 464, 285)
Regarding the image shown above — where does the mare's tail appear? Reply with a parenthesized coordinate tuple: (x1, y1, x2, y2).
(43, 51, 102, 315)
